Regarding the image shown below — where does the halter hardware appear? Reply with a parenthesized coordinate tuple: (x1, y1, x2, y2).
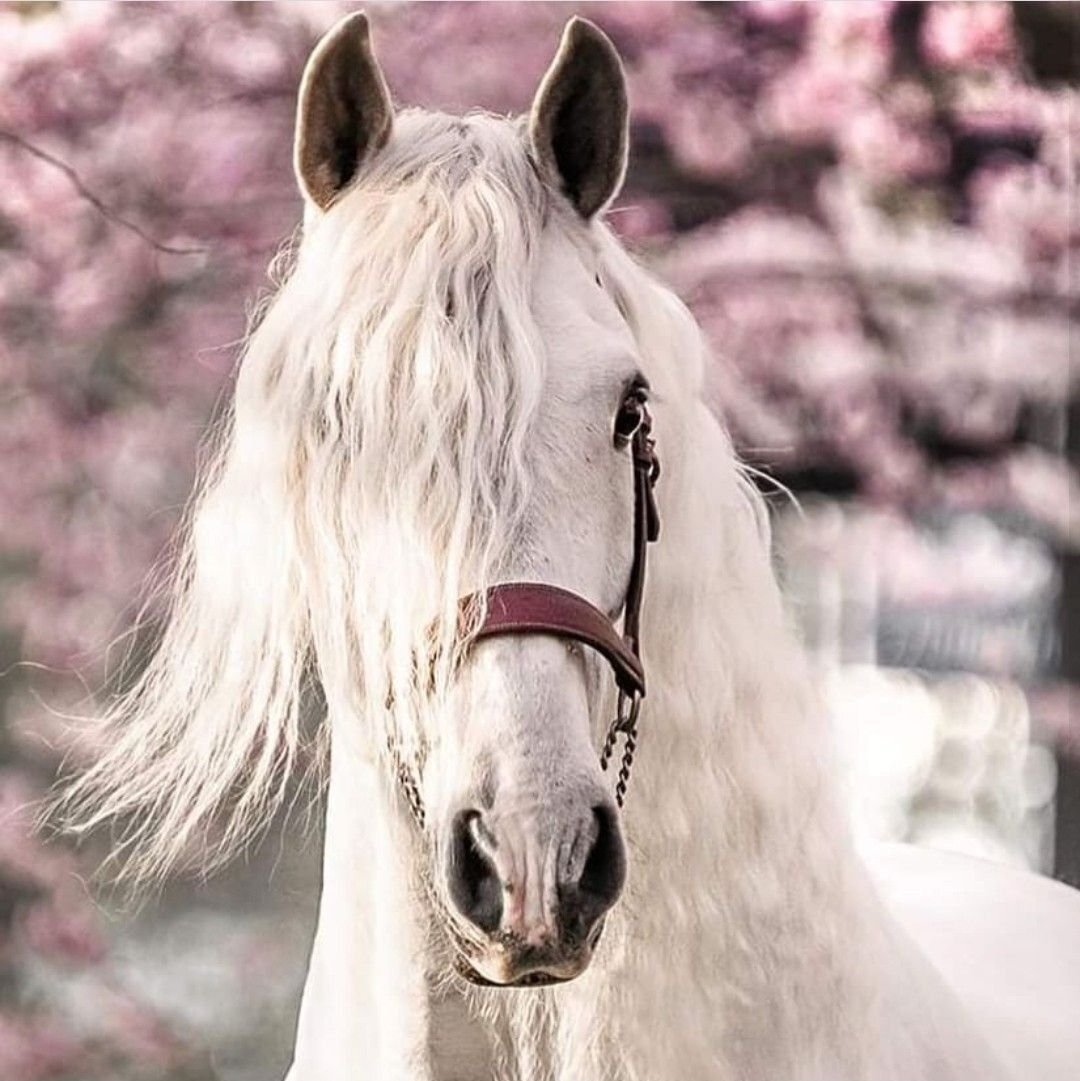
(464, 408, 659, 808)
(387, 407, 660, 824)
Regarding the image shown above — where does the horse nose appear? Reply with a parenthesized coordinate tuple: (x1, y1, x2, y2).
(447, 810, 503, 933)
(445, 804, 626, 942)
(560, 803, 626, 939)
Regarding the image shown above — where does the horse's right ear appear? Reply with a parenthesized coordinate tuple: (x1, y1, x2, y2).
(294, 12, 393, 211)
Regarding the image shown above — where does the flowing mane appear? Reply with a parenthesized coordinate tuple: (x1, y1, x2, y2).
(58, 108, 720, 886)
(61, 111, 546, 881)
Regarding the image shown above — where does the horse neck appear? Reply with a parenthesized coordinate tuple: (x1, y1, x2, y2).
(557, 414, 886, 1077)
(290, 730, 442, 1081)
(634, 413, 858, 881)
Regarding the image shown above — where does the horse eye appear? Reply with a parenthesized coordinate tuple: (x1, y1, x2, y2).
(614, 392, 646, 444)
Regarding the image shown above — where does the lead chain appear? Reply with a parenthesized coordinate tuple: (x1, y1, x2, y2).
(613, 723, 637, 808)
(384, 732, 496, 974)
(599, 695, 640, 808)
(599, 725, 638, 808)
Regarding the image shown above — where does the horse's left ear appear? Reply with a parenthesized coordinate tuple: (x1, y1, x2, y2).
(529, 17, 629, 220)
(294, 12, 393, 211)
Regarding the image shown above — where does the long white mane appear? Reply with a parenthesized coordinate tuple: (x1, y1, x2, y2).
(58, 110, 718, 888)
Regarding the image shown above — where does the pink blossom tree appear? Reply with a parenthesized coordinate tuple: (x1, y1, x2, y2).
(0, 2, 1075, 1075)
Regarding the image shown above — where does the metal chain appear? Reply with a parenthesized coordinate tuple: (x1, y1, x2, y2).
(598, 690, 641, 808)
(383, 731, 498, 976)
(599, 728, 619, 775)
(613, 723, 637, 808)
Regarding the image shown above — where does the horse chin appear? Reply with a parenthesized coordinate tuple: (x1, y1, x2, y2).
(452, 921, 604, 988)
(453, 950, 592, 988)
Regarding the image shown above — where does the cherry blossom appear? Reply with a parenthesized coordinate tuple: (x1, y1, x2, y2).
(0, 2, 1075, 1075)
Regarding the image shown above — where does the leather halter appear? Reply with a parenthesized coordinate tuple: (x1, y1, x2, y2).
(468, 582, 645, 697)
(386, 408, 659, 833)
(461, 407, 660, 803)
(384, 409, 660, 988)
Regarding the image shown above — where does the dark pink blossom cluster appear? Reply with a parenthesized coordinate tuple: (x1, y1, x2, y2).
(1, 3, 318, 1075)
(1, 2, 312, 673)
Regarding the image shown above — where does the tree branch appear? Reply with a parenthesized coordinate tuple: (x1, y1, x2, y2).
(0, 130, 208, 256)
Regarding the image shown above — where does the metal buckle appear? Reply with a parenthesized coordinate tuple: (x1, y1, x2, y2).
(614, 689, 642, 734)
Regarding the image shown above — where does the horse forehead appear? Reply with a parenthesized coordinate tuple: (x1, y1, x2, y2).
(532, 230, 636, 381)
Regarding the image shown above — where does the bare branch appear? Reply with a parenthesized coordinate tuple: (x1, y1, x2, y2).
(0, 129, 209, 256)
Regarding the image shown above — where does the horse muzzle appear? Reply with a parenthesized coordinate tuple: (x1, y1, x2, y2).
(452, 916, 607, 988)
(443, 800, 625, 987)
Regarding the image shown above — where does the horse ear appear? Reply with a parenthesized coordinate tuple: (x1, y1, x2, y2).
(294, 12, 393, 211)
(529, 17, 629, 220)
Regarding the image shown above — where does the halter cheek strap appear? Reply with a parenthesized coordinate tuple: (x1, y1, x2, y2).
(461, 412, 660, 806)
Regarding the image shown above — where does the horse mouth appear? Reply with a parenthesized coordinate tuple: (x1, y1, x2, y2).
(451, 918, 605, 989)
(453, 953, 575, 988)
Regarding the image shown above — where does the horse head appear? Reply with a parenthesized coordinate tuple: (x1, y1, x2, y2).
(290, 13, 663, 987)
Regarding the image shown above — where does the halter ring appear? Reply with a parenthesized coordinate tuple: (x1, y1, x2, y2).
(614, 689, 642, 734)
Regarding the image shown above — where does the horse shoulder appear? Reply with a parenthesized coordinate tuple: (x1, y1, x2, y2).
(863, 840, 1080, 1081)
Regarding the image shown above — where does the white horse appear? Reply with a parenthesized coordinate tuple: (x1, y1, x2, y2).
(63, 14, 1080, 1081)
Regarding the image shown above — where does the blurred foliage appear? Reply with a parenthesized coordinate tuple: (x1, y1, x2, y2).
(0, 2, 1076, 1076)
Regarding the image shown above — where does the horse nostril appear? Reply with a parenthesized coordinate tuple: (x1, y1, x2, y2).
(566, 804, 626, 937)
(447, 810, 503, 934)
(580, 804, 627, 905)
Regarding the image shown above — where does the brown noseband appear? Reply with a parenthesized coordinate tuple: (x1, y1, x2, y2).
(467, 583, 645, 696)
(383, 410, 660, 986)
(462, 407, 660, 806)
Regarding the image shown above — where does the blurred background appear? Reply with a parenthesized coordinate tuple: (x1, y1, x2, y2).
(0, 1, 1076, 1078)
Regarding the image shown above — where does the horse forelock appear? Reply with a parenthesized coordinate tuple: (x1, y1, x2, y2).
(278, 110, 558, 756)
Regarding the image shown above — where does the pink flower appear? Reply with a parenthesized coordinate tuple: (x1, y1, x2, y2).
(762, 64, 870, 142)
(811, 1, 894, 85)
(922, 1, 1016, 70)
(668, 92, 752, 178)
(839, 103, 950, 184)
